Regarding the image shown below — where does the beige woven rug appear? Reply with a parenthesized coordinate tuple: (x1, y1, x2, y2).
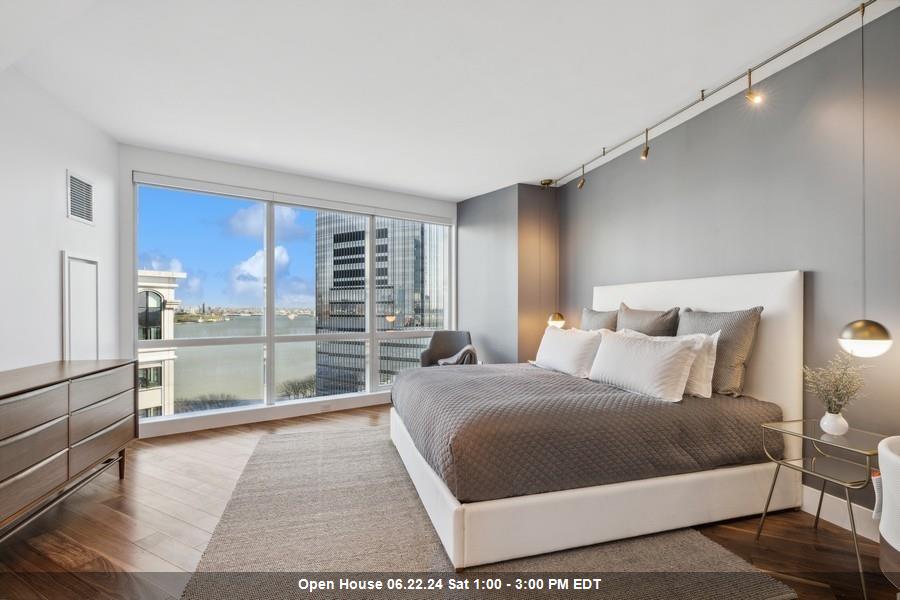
(182, 427, 796, 599)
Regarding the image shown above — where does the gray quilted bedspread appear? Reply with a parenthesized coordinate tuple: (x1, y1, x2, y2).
(391, 363, 782, 502)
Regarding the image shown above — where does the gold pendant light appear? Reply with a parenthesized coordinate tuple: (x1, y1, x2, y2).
(839, 320, 892, 357)
(838, 4, 891, 358)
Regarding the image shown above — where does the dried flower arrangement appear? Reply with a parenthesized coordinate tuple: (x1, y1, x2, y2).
(803, 353, 868, 414)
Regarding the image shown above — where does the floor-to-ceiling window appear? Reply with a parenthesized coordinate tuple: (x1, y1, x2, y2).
(135, 181, 451, 421)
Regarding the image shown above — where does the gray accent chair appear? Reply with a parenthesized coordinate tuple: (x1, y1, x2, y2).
(420, 331, 476, 367)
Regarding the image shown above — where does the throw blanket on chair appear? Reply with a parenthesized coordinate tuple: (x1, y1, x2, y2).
(437, 344, 478, 366)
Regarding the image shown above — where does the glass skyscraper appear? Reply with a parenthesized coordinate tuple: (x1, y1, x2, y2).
(315, 212, 447, 395)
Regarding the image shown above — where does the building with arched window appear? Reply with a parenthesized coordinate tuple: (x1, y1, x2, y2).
(137, 290, 164, 340)
(137, 269, 186, 418)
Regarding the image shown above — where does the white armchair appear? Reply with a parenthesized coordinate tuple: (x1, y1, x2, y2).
(878, 436, 900, 588)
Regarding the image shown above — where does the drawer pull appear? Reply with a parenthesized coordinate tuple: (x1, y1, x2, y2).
(69, 365, 133, 412)
(71, 390, 129, 415)
(0, 450, 68, 523)
(0, 383, 68, 440)
(1, 449, 67, 483)
(0, 382, 67, 407)
(70, 390, 134, 444)
(69, 415, 135, 477)
(0, 415, 68, 447)
(73, 415, 132, 447)
(0, 416, 69, 482)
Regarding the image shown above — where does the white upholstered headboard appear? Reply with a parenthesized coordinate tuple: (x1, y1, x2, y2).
(593, 270, 803, 421)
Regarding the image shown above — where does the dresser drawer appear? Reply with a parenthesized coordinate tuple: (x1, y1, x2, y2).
(0, 450, 68, 523)
(0, 383, 68, 440)
(70, 389, 134, 444)
(69, 415, 134, 477)
(0, 415, 69, 482)
(69, 365, 133, 412)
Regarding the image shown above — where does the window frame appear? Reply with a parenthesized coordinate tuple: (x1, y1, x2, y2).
(134, 173, 455, 418)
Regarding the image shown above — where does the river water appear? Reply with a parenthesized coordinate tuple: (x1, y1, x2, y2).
(169, 315, 319, 406)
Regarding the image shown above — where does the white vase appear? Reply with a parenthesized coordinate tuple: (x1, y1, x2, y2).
(820, 411, 849, 436)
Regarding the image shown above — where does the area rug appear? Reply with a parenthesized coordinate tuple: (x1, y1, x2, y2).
(182, 427, 796, 600)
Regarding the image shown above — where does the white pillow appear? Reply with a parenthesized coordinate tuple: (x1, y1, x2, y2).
(534, 326, 602, 378)
(588, 330, 698, 402)
(618, 329, 720, 398)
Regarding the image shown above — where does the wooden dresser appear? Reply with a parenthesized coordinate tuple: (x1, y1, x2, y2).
(0, 359, 137, 538)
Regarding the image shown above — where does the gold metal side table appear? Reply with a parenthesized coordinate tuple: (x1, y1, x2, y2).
(756, 419, 886, 600)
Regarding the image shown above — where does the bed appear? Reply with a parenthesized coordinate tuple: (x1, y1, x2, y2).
(390, 270, 804, 569)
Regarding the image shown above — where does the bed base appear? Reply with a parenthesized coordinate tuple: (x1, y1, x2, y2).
(390, 407, 801, 569)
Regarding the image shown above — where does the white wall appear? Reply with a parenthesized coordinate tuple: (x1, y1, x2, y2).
(117, 145, 457, 356)
(0, 68, 119, 371)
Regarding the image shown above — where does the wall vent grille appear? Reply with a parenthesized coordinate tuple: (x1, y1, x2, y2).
(67, 172, 93, 224)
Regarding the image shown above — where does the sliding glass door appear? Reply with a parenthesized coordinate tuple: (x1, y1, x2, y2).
(135, 183, 451, 421)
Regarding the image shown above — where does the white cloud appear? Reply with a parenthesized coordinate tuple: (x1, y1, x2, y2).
(230, 246, 289, 298)
(274, 206, 309, 240)
(140, 253, 185, 273)
(274, 247, 289, 273)
(185, 276, 203, 295)
(227, 205, 309, 241)
(227, 205, 265, 238)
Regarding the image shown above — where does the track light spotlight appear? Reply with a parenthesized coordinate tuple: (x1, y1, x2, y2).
(577, 165, 586, 189)
(640, 129, 650, 160)
(745, 68, 764, 105)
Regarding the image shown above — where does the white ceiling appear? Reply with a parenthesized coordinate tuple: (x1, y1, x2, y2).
(4, 0, 877, 200)
(0, 0, 98, 71)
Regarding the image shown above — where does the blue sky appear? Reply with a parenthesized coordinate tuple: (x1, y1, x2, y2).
(137, 185, 316, 308)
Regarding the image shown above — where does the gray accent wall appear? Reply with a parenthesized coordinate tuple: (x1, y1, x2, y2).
(459, 185, 519, 363)
(459, 184, 558, 363)
(558, 8, 900, 507)
(518, 184, 560, 362)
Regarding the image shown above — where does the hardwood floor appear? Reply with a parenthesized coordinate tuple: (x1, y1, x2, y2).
(699, 509, 895, 599)
(0, 404, 895, 599)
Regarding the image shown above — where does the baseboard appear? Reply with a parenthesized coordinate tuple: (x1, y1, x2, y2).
(801, 484, 879, 542)
(139, 392, 391, 438)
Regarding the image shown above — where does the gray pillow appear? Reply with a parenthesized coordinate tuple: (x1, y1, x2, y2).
(581, 307, 617, 331)
(616, 303, 680, 336)
(676, 306, 763, 396)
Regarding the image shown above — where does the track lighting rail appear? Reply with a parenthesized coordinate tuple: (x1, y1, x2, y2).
(551, 0, 879, 186)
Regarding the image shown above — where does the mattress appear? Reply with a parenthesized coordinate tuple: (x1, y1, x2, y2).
(391, 363, 782, 503)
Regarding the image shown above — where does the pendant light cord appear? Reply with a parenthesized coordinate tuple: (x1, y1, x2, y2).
(860, 4, 867, 318)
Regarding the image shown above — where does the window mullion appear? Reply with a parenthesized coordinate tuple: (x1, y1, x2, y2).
(448, 225, 456, 330)
(265, 202, 276, 405)
(366, 214, 377, 391)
